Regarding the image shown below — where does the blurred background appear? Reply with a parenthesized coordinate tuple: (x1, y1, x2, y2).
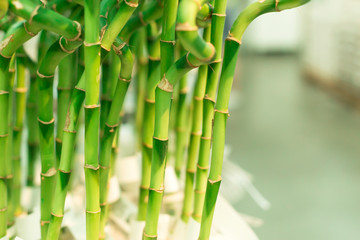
(224, 0, 360, 239)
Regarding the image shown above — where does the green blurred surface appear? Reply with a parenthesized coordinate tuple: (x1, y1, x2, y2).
(228, 54, 360, 240)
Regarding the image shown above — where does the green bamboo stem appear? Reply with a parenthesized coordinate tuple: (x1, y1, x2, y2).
(12, 54, 27, 216)
(137, 23, 160, 221)
(143, 0, 178, 238)
(100, 50, 120, 139)
(174, 46, 189, 178)
(25, 58, 39, 187)
(134, 27, 148, 150)
(6, 55, 15, 229)
(144, 0, 215, 237)
(83, 0, 101, 238)
(37, 37, 82, 239)
(182, 26, 211, 223)
(0, 20, 40, 237)
(100, 0, 139, 51)
(9, 0, 82, 41)
(47, 75, 85, 240)
(199, 1, 311, 238)
(119, 0, 163, 42)
(99, 41, 134, 239)
(56, 54, 76, 167)
(193, 0, 226, 223)
(0, 55, 11, 239)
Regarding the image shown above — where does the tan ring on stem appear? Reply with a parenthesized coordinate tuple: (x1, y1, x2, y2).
(160, 39, 176, 45)
(99, 164, 109, 169)
(201, 136, 211, 140)
(66, 21, 82, 42)
(59, 169, 72, 174)
(37, 117, 55, 125)
(84, 164, 100, 170)
(119, 76, 131, 82)
(124, 0, 139, 8)
(203, 94, 216, 103)
(142, 142, 152, 149)
(51, 212, 64, 218)
(84, 41, 101, 47)
(194, 189, 206, 194)
(197, 164, 209, 170)
(138, 12, 147, 26)
(144, 98, 155, 103)
(149, 187, 164, 193)
(14, 87, 27, 93)
(191, 131, 202, 136)
(37, 70, 54, 79)
(59, 37, 76, 54)
(208, 176, 222, 185)
(143, 232, 157, 238)
(40, 220, 50, 226)
(0, 90, 9, 95)
(226, 32, 242, 45)
(29, 5, 41, 24)
(41, 168, 57, 177)
(86, 209, 101, 214)
(158, 74, 173, 93)
(212, 13, 226, 17)
(84, 104, 101, 109)
(153, 136, 168, 141)
(186, 52, 198, 69)
(23, 22, 37, 37)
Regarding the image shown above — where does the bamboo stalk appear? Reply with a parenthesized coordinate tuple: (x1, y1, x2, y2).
(47, 75, 85, 240)
(193, 0, 226, 223)
(83, 0, 101, 238)
(12, 54, 27, 216)
(137, 22, 160, 221)
(182, 26, 211, 223)
(143, 0, 179, 237)
(99, 41, 134, 238)
(199, 1, 311, 238)
(37, 37, 82, 239)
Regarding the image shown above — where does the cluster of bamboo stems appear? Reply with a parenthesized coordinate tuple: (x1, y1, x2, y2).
(0, 0, 310, 239)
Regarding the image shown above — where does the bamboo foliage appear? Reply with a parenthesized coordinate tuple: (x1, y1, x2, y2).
(0, 0, 311, 239)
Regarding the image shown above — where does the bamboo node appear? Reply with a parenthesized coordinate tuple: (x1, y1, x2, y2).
(208, 176, 222, 184)
(14, 87, 27, 93)
(202, 43, 216, 62)
(84, 104, 101, 109)
(58, 169, 72, 174)
(41, 167, 57, 177)
(140, 185, 149, 190)
(148, 55, 160, 61)
(29, 5, 41, 24)
(105, 122, 119, 129)
(12, 156, 21, 161)
(84, 41, 101, 47)
(149, 187, 164, 193)
(197, 164, 209, 170)
(215, 109, 230, 116)
(84, 164, 100, 171)
(0, 133, 9, 138)
(201, 136, 211, 140)
(212, 13, 226, 17)
(0, 176, 7, 179)
(204, 95, 216, 103)
(160, 39, 176, 46)
(226, 32, 242, 45)
(38, 117, 55, 125)
(86, 209, 101, 214)
(158, 75, 173, 93)
(40, 220, 50, 226)
(55, 138, 62, 143)
(11, 0, 24, 9)
(275, 0, 280, 11)
(176, 22, 198, 32)
(112, 42, 126, 55)
(0, 34, 14, 58)
(124, 0, 139, 8)
(74, 86, 85, 92)
(51, 212, 64, 218)
(138, 12, 146, 26)
(36, 70, 54, 79)
(6, 174, 13, 179)
(142, 142, 153, 149)
(119, 76, 131, 83)
(153, 136, 168, 142)
(99, 165, 109, 170)
(59, 37, 76, 54)
(66, 21, 82, 42)
(64, 129, 77, 134)
(144, 98, 155, 104)
(194, 189, 206, 194)
(0, 90, 9, 95)
(180, 87, 189, 94)
(186, 52, 198, 69)
(143, 232, 157, 239)
(191, 131, 202, 136)
(210, 58, 222, 64)
(194, 96, 202, 101)
(186, 169, 196, 174)
(23, 22, 37, 37)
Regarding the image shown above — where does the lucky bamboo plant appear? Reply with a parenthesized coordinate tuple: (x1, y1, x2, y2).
(0, 0, 311, 239)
